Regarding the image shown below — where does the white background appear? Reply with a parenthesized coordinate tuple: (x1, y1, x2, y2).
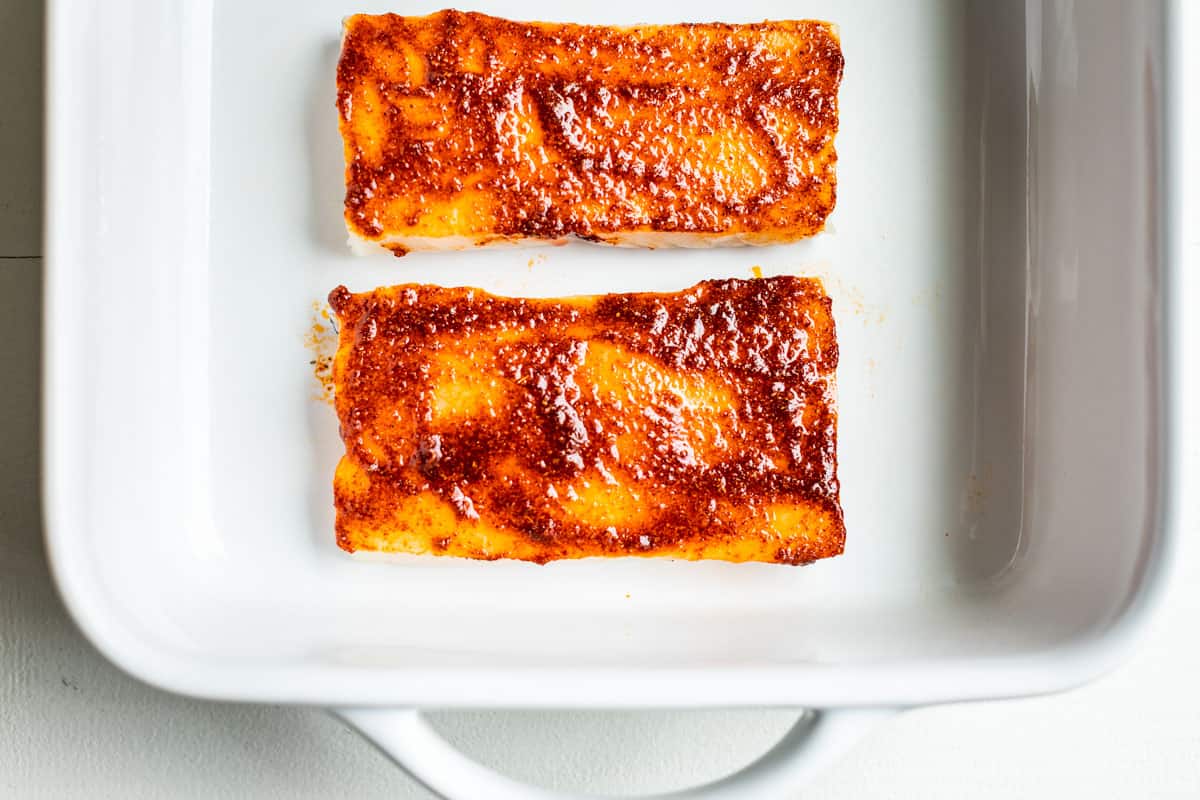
(1, 0, 1196, 796)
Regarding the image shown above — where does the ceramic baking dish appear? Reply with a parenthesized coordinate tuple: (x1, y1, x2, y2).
(44, 0, 1178, 796)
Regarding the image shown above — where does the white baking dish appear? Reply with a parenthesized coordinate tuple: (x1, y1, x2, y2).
(44, 0, 1178, 796)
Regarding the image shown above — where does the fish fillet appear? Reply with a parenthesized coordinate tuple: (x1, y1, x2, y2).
(328, 276, 844, 564)
(336, 11, 844, 255)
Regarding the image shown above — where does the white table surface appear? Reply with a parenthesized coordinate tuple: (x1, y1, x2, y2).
(2, 1, 1197, 797)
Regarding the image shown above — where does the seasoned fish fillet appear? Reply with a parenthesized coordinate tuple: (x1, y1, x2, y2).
(328, 276, 844, 564)
(336, 11, 843, 255)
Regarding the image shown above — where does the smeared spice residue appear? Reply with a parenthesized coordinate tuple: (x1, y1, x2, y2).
(306, 302, 338, 404)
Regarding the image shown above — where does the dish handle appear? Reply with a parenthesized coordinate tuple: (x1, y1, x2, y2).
(335, 706, 895, 799)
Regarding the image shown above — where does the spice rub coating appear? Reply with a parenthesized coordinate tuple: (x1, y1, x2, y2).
(329, 276, 844, 564)
(337, 11, 843, 255)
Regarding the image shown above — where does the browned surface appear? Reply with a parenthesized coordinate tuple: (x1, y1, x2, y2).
(337, 11, 843, 251)
(329, 276, 844, 564)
